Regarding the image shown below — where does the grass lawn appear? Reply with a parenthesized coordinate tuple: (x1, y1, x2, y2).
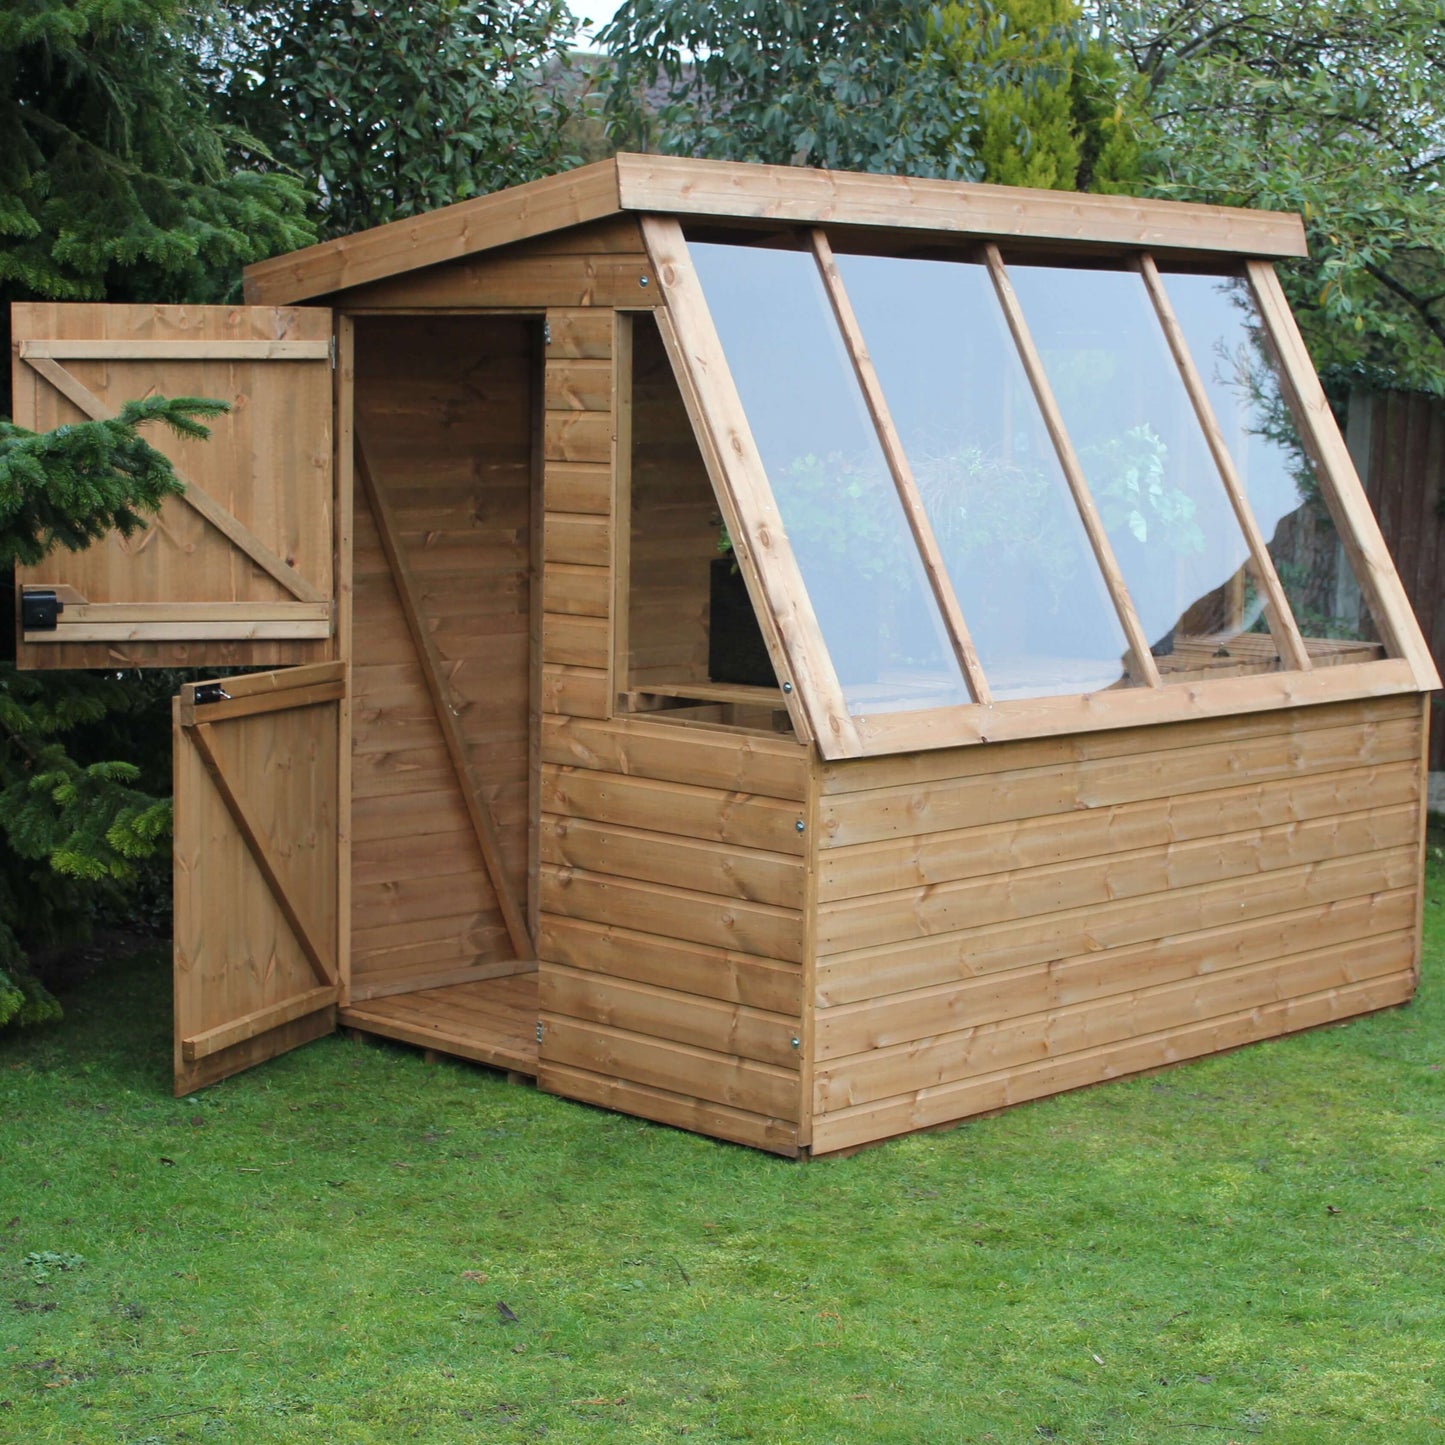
(2, 850, 1443, 1443)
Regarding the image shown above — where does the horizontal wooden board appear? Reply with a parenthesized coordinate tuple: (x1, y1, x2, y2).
(809, 970, 1415, 1154)
(542, 611, 611, 669)
(543, 564, 611, 618)
(819, 716, 1421, 848)
(813, 886, 1418, 1059)
(538, 915, 801, 1014)
(542, 715, 808, 797)
(818, 805, 1418, 955)
(331, 253, 654, 310)
(544, 411, 613, 464)
(615, 154, 1308, 259)
(546, 309, 616, 359)
(540, 964, 800, 1068)
(539, 1062, 799, 1155)
(818, 762, 1421, 901)
(352, 867, 501, 931)
(545, 358, 614, 412)
(821, 697, 1419, 796)
(351, 924, 515, 984)
(541, 766, 807, 854)
(539, 1014, 800, 1120)
(541, 664, 611, 719)
(844, 659, 1420, 759)
(540, 814, 804, 908)
(543, 513, 611, 567)
(815, 846, 1421, 1005)
(814, 930, 1415, 1112)
(541, 864, 805, 961)
(543, 463, 612, 515)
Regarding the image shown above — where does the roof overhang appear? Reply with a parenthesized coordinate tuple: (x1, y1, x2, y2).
(241, 154, 1310, 307)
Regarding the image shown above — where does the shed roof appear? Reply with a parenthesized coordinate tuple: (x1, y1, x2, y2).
(239, 157, 1433, 759)
(242, 154, 1309, 307)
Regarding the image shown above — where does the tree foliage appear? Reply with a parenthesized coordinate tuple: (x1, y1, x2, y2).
(600, 0, 1144, 189)
(216, 0, 581, 240)
(0, 0, 314, 311)
(0, 399, 221, 1029)
(1098, 0, 1445, 393)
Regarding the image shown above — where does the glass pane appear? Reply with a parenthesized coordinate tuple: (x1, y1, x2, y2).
(838, 252, 1132, 700)
(1163, 271, 1384, 662)
(689, 241, 970, 714)
(1009, 263, 1280, 682)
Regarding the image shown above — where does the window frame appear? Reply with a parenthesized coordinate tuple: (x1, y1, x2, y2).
(639, 216, 1435, 760)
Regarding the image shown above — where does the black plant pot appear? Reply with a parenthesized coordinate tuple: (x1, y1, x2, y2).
(708, 557, 776, 687)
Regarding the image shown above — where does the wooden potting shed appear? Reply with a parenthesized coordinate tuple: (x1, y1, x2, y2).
(12, 155, 1438, 1155)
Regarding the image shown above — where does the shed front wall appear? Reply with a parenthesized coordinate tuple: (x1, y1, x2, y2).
(807, 694, 1425, 1154)
(533, 305, 810, 1153)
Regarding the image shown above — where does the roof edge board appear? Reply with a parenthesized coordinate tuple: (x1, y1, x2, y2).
(242, 157, 625, 305)
(614, 154, 1309, 261)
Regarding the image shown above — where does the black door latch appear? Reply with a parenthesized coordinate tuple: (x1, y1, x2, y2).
(21, 590, 62, 632)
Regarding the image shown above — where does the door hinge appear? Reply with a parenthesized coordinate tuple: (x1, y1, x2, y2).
(535, 1021, 544, 1045)
(329, 334, 338, 369)
(543, 321, 552, 346)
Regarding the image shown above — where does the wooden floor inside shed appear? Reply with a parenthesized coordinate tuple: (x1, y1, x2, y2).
(340, 973, 539, 1077)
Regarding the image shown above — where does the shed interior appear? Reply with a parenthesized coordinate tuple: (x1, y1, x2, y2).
(11, 156, 1437, 1154)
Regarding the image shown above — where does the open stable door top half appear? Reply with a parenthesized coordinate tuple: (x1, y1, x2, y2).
(173, 663, 345, 1095)
(13, 302, 335, 670)
(16, 155, 1439, 1153)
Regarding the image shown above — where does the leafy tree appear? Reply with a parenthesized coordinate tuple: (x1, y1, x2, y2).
(600, 0, 1144, 189)
(0, 398, 224, 1028)
(1097, 0, 1445, 393)
(215, 0, 581, 240)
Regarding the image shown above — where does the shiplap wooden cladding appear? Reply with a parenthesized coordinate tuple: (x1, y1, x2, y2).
(13, 303, 336, 669)
(18, 155, 1437, 1151)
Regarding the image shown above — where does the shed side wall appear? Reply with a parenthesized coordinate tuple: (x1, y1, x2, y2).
(810, 695, 1425, 1154)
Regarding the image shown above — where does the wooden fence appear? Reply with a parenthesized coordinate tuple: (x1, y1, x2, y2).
(1348, 388, 1445, 768)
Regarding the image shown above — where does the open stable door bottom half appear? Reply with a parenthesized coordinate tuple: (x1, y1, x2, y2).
(172, 665, 346, 1094)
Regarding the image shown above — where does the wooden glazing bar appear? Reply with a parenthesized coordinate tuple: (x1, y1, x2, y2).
(1244, 260, 1439, 690)
(186, 722, 338, 990)
(354, 433, 535, 961)
(646, 305, 812, 746)
(809, 228, 990, 704)
(641, 215, 858, 755)
(1137, 254, 1310, 672)
(982, 243, 1161, 687)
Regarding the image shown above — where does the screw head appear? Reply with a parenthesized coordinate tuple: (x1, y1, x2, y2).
(782, 681, 793, 693)
(795, 819, 806, 833)
(639, 275, 650, 287)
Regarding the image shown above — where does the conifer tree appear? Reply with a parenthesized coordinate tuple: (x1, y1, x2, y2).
(0, 398, 225, 1027)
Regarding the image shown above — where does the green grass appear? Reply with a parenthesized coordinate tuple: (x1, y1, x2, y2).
(3, 855, 1444, 1445)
